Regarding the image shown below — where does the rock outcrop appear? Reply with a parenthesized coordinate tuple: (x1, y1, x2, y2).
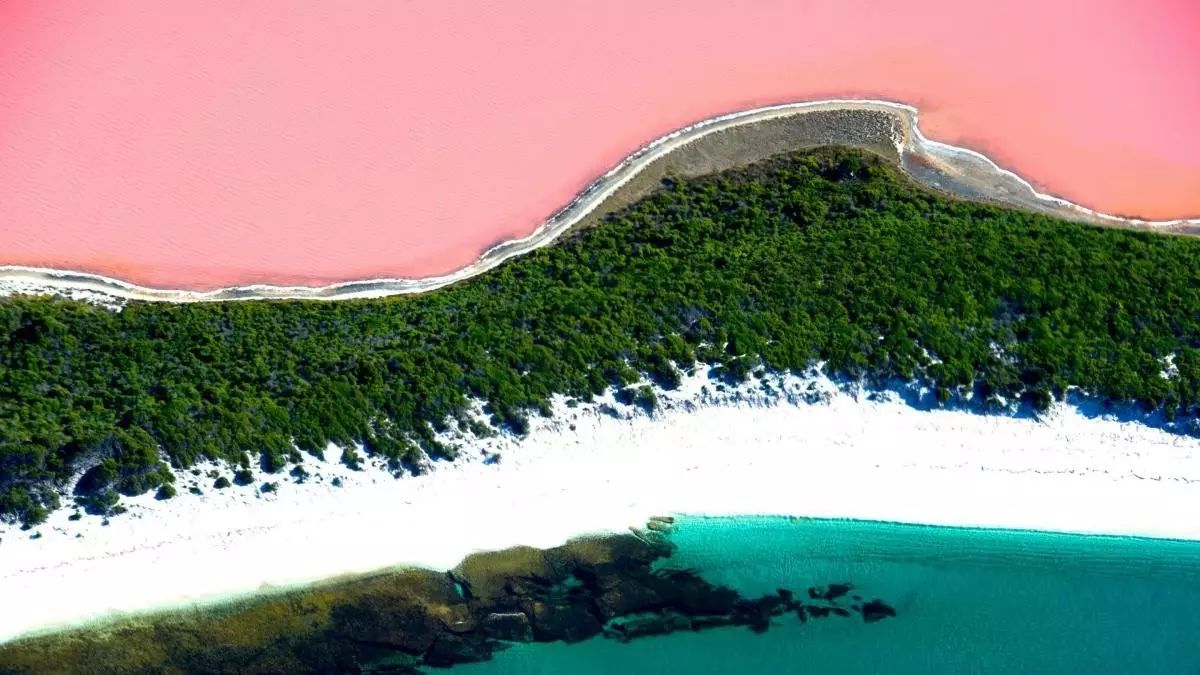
(0, 525, 897, 673)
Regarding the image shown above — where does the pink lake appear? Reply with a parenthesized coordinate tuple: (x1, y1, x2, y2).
(1, 1, 1198, 290)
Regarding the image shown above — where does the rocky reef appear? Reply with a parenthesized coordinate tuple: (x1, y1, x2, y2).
(0, 521, 895, 674)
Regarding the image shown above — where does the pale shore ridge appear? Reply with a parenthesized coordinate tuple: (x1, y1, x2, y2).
(3, 98, 1199, 305)
(2, 368, 1198, 644)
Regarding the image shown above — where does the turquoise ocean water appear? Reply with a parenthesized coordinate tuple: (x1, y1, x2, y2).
(457, 516, 1200, 674)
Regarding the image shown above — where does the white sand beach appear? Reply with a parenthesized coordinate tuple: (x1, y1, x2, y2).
(2, 369, 1198, 644)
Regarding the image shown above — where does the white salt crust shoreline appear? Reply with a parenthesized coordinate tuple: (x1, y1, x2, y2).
(2, 98, 1198, 304)
(2, 370, 1199, 644)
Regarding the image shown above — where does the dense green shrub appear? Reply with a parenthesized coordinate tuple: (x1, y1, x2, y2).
(2, 148, 1199, 525)
(291, 465, 310, 483)
(633, 387, 659, 413)
(340, 447, 364, 471)
(0, 486, 51, 528)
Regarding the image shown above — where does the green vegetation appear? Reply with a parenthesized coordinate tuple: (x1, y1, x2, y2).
(616, 385, 658, 413)
(0, 534, 677, 673)
(2, 148, 1199, 525)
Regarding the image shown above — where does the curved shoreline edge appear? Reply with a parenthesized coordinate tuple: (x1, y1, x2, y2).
(2, 98, 1199, 304)
(2, 368, 1198, 645)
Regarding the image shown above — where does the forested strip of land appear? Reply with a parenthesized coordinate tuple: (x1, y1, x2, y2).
(3, 148, 1199, 525)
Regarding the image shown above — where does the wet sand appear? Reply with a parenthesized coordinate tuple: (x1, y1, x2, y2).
(0, 2, 1197, 290)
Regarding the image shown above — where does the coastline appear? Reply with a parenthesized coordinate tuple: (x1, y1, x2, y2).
(3, 368, 1198, 644)
(4, 98, 1199, 304)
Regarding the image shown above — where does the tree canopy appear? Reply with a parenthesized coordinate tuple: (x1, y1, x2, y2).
(3, 148, 1199, 526)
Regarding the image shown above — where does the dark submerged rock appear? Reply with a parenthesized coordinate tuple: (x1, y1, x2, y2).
(809, 582, 853, 601)
(594, 576, 663, 618)
(529, 599, 603, 643)
(423, 634, 494, 668)
(606, 611, 693, 642)
(0, 528, 897, 673)
(480, 612, 533, 642)
(861, 599, 897, 623)
(733, 595, 787, 634)
(647, 569, 739, 615)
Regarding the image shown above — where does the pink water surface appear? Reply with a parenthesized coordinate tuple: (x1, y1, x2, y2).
(1, 2, 1198, 290)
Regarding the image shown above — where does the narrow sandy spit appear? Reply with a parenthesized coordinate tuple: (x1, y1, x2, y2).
(2, 370, 1197, 644)
(3, 99, 1198, 305)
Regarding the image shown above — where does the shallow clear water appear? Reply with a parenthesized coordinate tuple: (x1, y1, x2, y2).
(457, 516, 1200, 674)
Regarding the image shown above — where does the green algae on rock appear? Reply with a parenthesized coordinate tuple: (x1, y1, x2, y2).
(0, 527, 893, 674)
